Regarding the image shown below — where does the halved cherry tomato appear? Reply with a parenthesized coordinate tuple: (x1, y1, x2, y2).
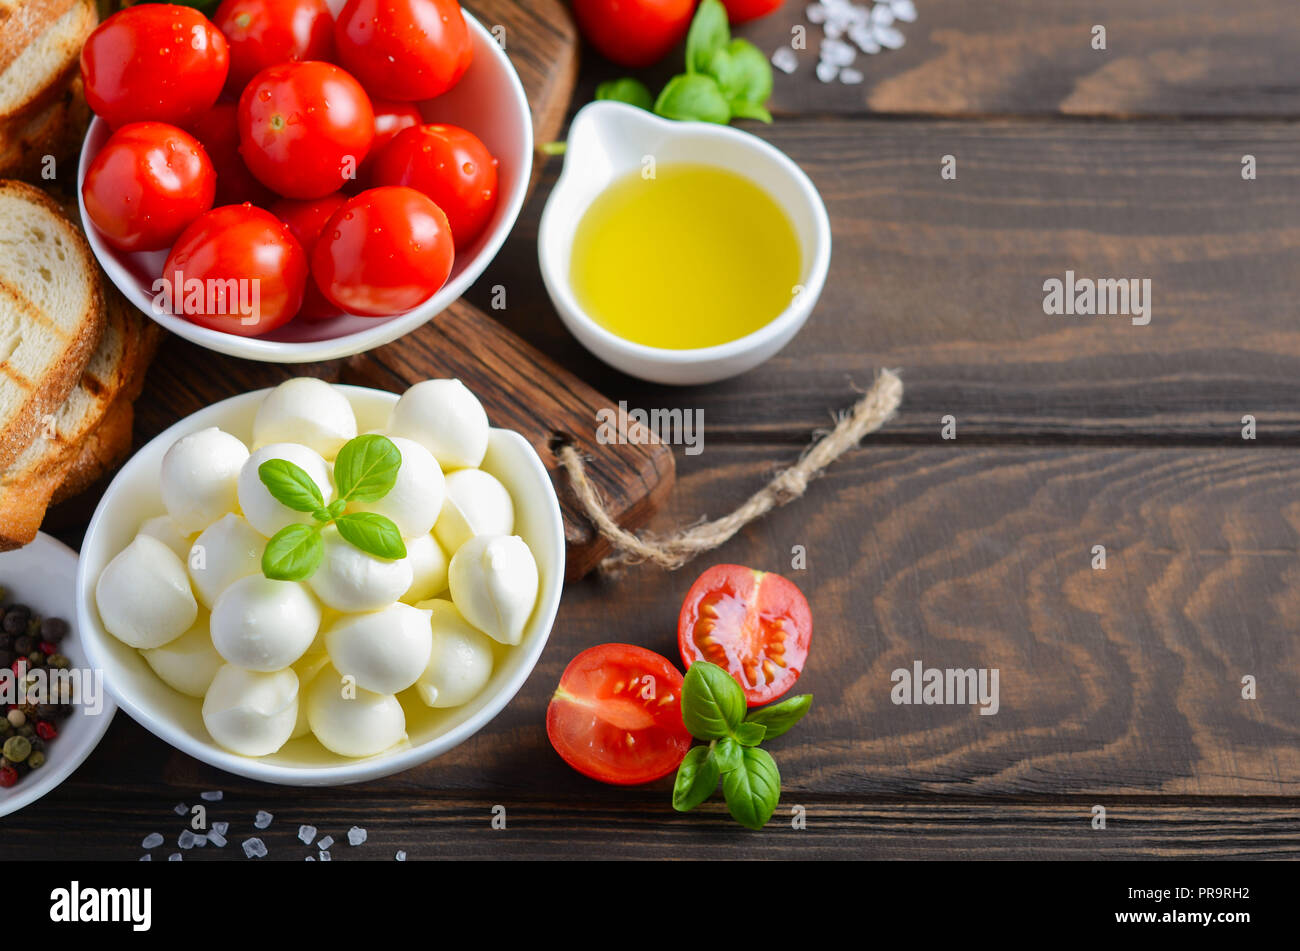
(238, 60, 374, 200)
(333, 0, 472, 101)
(214, 0, 336, 92)
(81, 5, 229, 129)
(271, 192, 346, 320)
(188, 104, 278, 207)
(678, 565, 812, 706)
(572, 0, 693, 68)
(372, 124, 498, 248)
(82, 122, 215, 252)
(311, 186, 454, 316)
(546, 644, 692, 786)
(162, 204, 308, 336)
(721, 0, 785, 24)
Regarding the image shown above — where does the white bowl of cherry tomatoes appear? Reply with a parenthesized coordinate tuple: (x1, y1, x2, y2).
(76, 0, 533, 363)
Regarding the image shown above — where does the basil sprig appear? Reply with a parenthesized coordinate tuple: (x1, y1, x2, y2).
(595, 0, 774, 126)
(671, 661, 812, 830)
(259, 434, 407, 581)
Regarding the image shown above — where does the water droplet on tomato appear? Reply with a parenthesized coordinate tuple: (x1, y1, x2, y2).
(462, 162, 475, 176)
(258, 89, 272, 102)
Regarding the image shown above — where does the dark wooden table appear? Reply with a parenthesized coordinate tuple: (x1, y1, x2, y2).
(7, 0, 1300, 859)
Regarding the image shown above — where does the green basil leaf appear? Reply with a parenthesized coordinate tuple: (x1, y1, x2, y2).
(258, 459, 326, 513)
(261, 524, 324, 581)
(333, 434, 402, 503)
(596, 77, 655, 111)
(654, 74, 732, 125)
(671, 746, 720, 812)
(681, 661, 746, 739)
(334, 512, 407, 560)
(729, 100, 774, 124)
(744, 694, 812, 740)
(732, 721, 767, 746)
(706, 46, 739, 97)
(713, 736, 743, 773)
(721, 746, 781, 830)
(685, 0, 730, 75)
(726, 39, 773, 105)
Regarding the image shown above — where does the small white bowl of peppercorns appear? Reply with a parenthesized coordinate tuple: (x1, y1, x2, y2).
(0, 533, 116, 817)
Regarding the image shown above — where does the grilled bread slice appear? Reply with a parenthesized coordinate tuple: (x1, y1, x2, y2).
(50, 390, 135, 506)
(0, 0, 77, 78)
(0, 0, 95, 124)
(0, 178, 106, 471)
(0, 76, 88, 182)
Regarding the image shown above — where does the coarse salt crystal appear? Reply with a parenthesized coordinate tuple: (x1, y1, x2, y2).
(200, 790, 223, 802)
(806, 2, 827, 24)
(823, 20, 845, 40)
(395, 851, 407, 861)
(891, 0, 917, 23)
(319, 851, 331, 861)
(167, 853, 181, 862)
(212, 821, 229, 836)
(347, 826, 367, 846)
(242, 837, 268, 858)
(771, 47, 798, 74)
(209, 830, 227, 848)
(142, 833, 164, 850)
(317, 835, 334, 850)
(840, 68, 865, 84)
(178, 830, 196, 850)
(851, 26, 881, 54)
(298, 824, 318, 845)
(193, 835, 208, 848)
(140, 855, 151, 861)
(305, 856, 315, 861)
(875, 24, 906, 49)
(254, 810, 273, 830)
(816, 61, 840, 83)
(872, 4, 894, 26)
(821, 37, 856, 67)
(173, 803, 187, 816)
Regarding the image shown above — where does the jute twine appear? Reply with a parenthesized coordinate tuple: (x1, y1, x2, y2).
(557, 368, 904, 574)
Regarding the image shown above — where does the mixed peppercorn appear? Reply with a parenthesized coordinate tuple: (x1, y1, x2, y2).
(0, 587, 74, 788)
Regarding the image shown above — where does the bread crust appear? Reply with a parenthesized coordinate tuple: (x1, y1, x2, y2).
(0, 0, 78, 77)
(0, 0, 96, 123)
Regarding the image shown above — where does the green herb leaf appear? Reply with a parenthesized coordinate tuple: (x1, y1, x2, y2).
(671, 746, 720, 812)
(327, 499, 347, 519)
(681, 661, 747, 739)
(654, 74, 732, 125)
(596, 77, 655, 111)
(258, 459, 326, 514)
(685, 0, 730, 75)
(744, 694, 813, 740)
(261, 524, 324, 581)
(732, 720, 767, 746)
(721, 746, 781, 830)
(334, 512, 407, 560)
(713, 736, 743, 773)
(728, 100, 774, 124)
(333, 434, 402, 503)
(725, 39, 773, 105)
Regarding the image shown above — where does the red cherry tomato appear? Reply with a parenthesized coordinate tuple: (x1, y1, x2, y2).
(162, 204, 308, 336)
(372, 124, 499, 248)
(311, 186, 454, 316)
(677, 565, 812, 706)
(80, 5, 229, 129)
(546, 644, 693, 786)
(82, 122, 215, 253)
(214, 0, 336, 92)
(238, 60, 374, 200)
(333, 0, 472, 101)
(271, 192, 346, 320)
(572, 0, 693, 68)
(187, 104, 278, 207)
(721, 0, 784, 24)
(354, 99, 422, 186)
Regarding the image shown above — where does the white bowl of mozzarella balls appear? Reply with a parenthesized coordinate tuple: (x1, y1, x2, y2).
(76, 377, 564, 785)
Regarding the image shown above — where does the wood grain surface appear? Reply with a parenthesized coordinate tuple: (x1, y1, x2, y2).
(9, 0, 1300, 860)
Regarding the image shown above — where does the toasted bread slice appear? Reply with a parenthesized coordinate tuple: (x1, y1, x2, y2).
(0, 178, 106, 471)
(50, 392, 134, 507)
(0, 0, 77, 77)
(0, 76, 88, 182)
(0, 0, 95, 123)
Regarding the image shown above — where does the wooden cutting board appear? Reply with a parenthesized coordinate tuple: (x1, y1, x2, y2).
(99, 0, 675, 581)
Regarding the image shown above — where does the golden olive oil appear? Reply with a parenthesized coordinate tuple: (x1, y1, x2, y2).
(569, 164, 801, 350)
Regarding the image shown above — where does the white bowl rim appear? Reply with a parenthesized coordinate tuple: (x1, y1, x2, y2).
(538, 100, 832, 368)
(74, 385, 565, 786)
(0, 533, 117, 818)
(76, 9, 534, 365)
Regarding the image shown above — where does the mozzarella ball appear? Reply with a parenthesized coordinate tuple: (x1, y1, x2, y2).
(387, 378, 489, 470)
(433, 468, 514, 555)
(137, 514, 193, 562)
(237, 442, 334, 538)
(141, 614, 223, 698)
(351, 436, 444, 538)
(188, 514, 263, 609)
(414, 599, 494, 708)
(96, 534, 198, 648)
(202, 664, 299, 757)
(401, 532, 448, 604)
(306, 666, 406, 758)
(160, 427, 249, 533)
(308, 526, 412, 612)
(324, 603, 432, 694)
(290, 645, 331, 739)
(211, 574, 321, 671)
(253, 377, 358, 460)
(447, 534, 539, 646)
